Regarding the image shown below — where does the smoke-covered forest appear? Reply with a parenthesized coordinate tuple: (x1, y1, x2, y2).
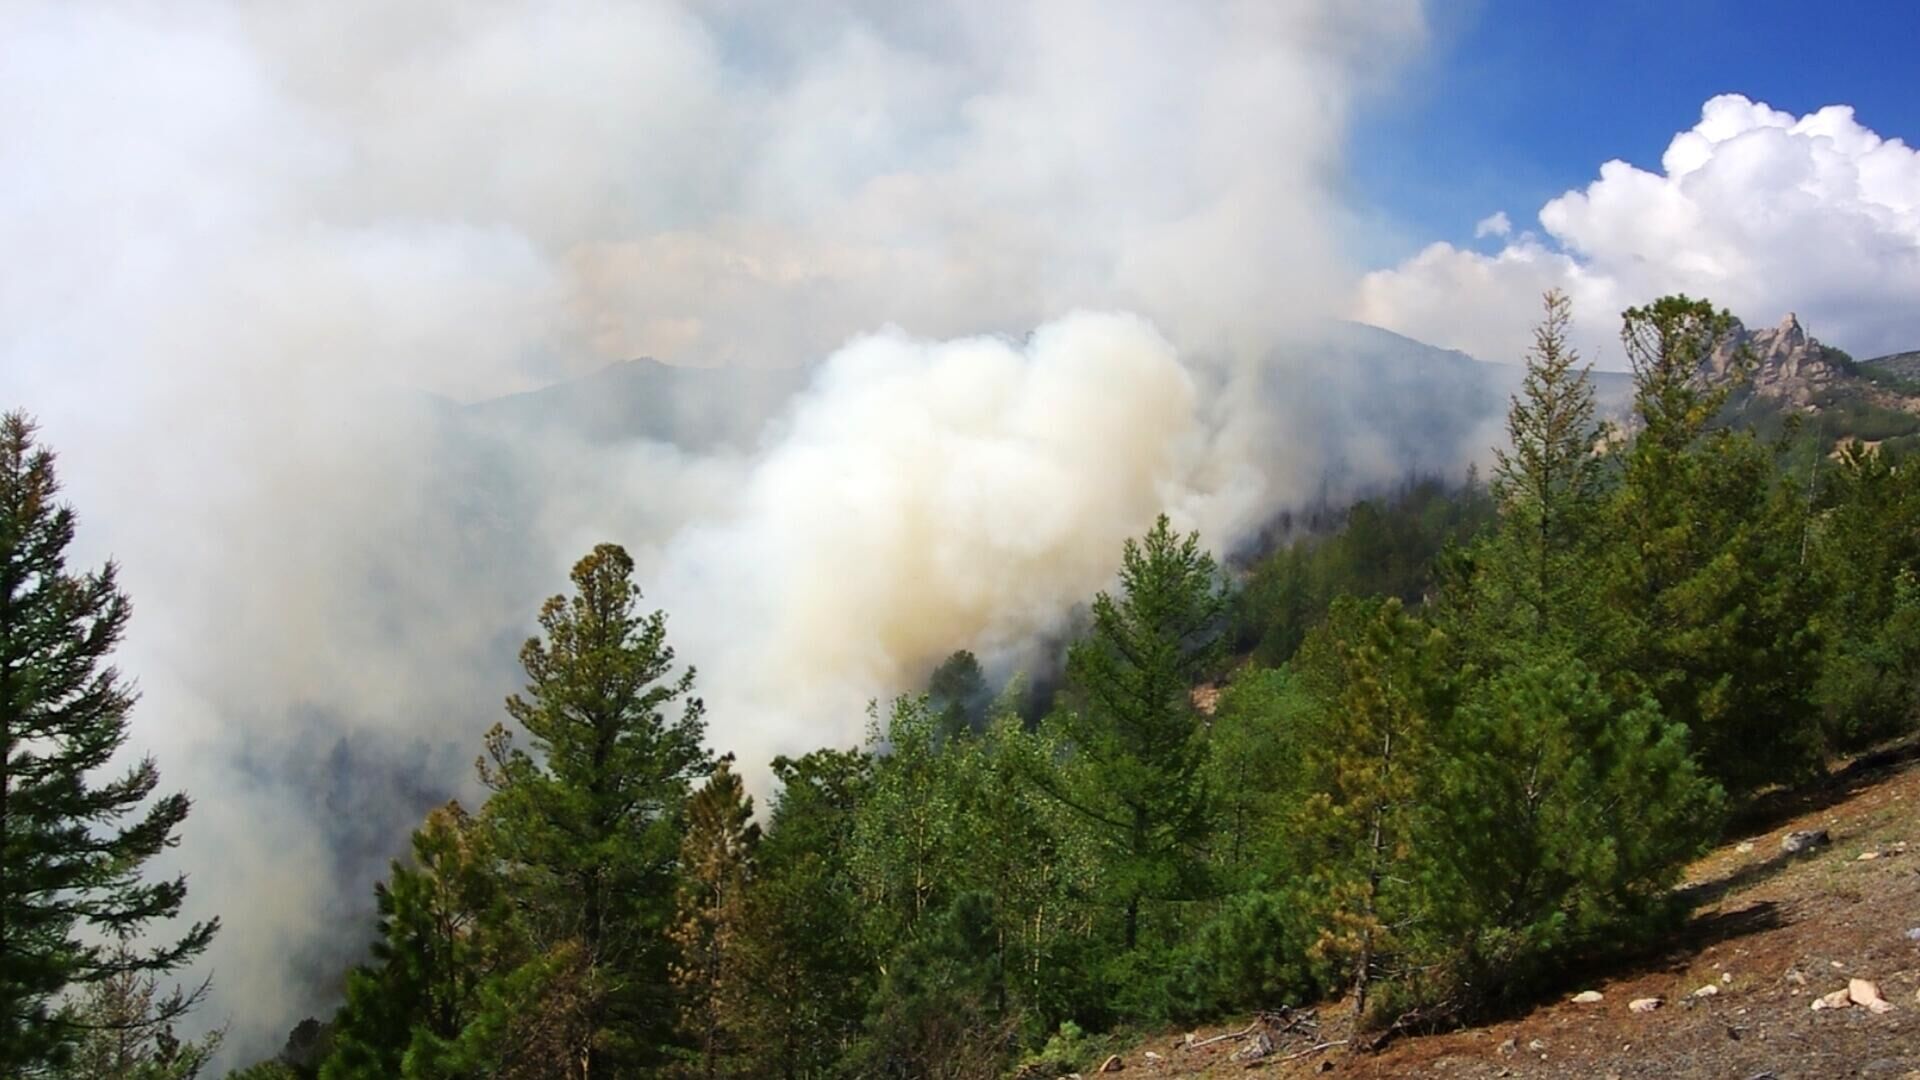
(8, 290, 1920, 1078)
(9, 2, 1920, 1077)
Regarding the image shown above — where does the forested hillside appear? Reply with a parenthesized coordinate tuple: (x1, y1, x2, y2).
(189, 293, 1917, 1079)
(7, 291, 1918, 1080)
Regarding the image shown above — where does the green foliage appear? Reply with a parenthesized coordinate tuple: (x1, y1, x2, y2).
(58, 940, 223, 1080)
(1287, 597, 1452, 1023)
(1606, 299, 1825, 793)
(668, 757, 759, 1079)
(1203, 667, 1309, 889)
(1449, 290, 1617, 666)
(926, 650, 990, 739)
(848, 698, 969, 947)
(1232, 478, 1494, 666)
(1160, 891, 1315, 1020)
(0, 412, 218, 1076)
(729, 749, 871, 1079)
(1809, 444, 1920, 747)
(320, 804, 515, 1080)
(1432, 659, 1721, 1005)
(840, 891, 1013, 1079)
(1050, 514, 1225, 951)
(476, 543, 712, 1075)
(848, 695, 1101, 1056)
(240, 289, 1920, 1073)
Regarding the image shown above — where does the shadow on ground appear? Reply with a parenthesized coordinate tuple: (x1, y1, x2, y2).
(1727, 738, 1920, 840)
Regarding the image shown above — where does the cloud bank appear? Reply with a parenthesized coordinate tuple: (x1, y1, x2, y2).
(1358, 94, 1920, 364)
(0, 0, 1432, 1062)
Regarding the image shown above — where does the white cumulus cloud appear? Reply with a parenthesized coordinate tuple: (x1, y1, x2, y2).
(1473, 210, 1511, 239)
(1357, 94, 1920, 364)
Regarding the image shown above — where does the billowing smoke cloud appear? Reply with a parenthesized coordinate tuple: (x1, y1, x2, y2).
(1, 0, 1434, 1061)
(1358, 94, 1920, 364)
(653, 312, 1238, 754)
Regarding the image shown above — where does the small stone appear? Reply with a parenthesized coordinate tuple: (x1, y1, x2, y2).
(1572, 990, 1604, 1003)
(1496, 1038, 1517, 1057)
(1721, 972, 1733, 984)
(1694, 984, 1720, 998)
(1099, 1053, 1123, 1072)
(1813, 987, 1853, 1011)
(1850, 978, 1894, 1014)
(1904, 928, 1920, 941)
(1143, 1050, 1162, 1064)
(1859, 850, 1881, 861)
(1630, 997, 1663, 1013)
(1784, 969, 1807, 987)
(1782, 829, 1830, 854)
(1527, 1039, 1546, 1053)
(1736, 841, 1754, 853)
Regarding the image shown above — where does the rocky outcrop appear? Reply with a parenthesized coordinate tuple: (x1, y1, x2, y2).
(1700, 313, 1850, 407)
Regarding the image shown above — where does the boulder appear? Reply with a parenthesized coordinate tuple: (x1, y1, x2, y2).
(1780, 829, 1830, 855)
(1572, 990, 1604, 1004)
(1849, 979, 1894, 1014)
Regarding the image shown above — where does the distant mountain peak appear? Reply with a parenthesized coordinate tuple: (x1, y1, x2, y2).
(1701, 311, 1845, 406)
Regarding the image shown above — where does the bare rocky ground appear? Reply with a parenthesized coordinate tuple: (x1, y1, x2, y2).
(1100, 740, 1920, 1079)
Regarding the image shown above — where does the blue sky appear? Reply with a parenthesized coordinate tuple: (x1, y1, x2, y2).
(1351, 0, 1920, 265)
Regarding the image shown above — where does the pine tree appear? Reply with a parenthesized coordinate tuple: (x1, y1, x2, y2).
(1607, 299, 1823, 793)
(732, 749, 871, 1080)
(926, 650, 990, 740)
(477, 543, 711, 1077)
(64, 963, 221, 1080)
(58, 937, 223, 1080)
(1434, 657, 1721, 1005)
(1809, 443, 1920, 747)
(320, 803, 515, 1080)
(1290, 598, 1450, 1026)
(1471, 290, 1613, 662)
(0, 412, 218, 1074)
(668, 757, 758, 1080)
(1050, 515, 1225, 951)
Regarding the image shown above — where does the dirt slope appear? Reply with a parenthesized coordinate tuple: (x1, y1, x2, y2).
(1104, 743, 1920, 1079)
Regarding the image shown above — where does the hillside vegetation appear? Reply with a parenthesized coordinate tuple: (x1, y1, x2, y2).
(215, 292, 1918, 1079)
(6, 291, 1919, 1080)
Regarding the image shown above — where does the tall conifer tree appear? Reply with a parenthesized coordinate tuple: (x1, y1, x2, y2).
(669, 757, 758, 1080)
(0, 412, 217, 1074)
(478, 543, 711, 1077)
(1608, 298, 1822, 793)
(1475, 290, 1612, 660)
(1291, 598, 1450, 1025)
(1051, 515, 1224, 951)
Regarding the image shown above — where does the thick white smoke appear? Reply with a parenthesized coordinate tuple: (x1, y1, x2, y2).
(1, 0, 1432, 1062)
(654, 312, 1238, 755)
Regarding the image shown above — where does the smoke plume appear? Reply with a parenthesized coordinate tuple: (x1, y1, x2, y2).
(0, 0, 1441, 1061)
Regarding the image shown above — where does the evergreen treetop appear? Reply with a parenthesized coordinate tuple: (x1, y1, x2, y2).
(0, 412, 217, 1075)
